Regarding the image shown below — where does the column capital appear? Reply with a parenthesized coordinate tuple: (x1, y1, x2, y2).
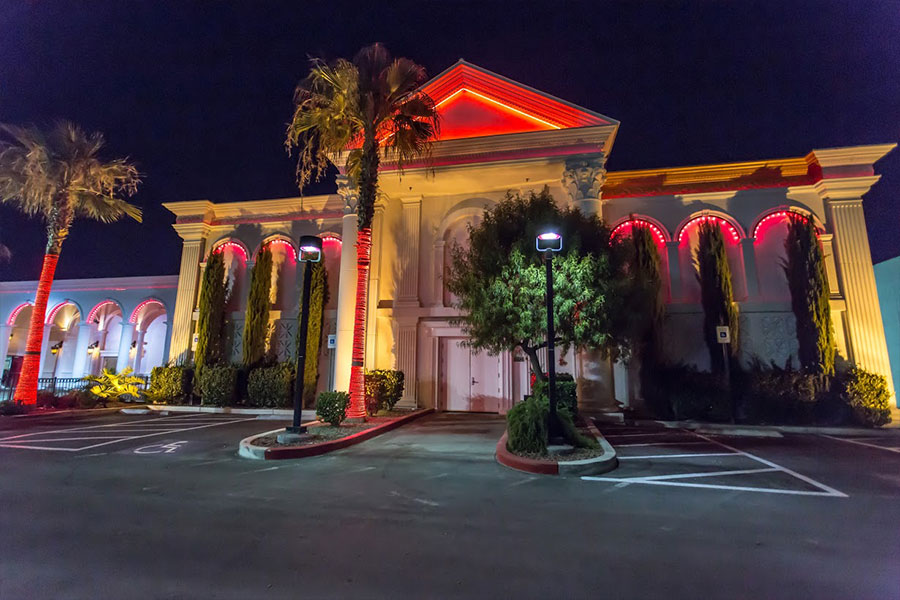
(813, 176, 881, 202)
(336, 174, 359, 214)
(562, 154, 608, 204)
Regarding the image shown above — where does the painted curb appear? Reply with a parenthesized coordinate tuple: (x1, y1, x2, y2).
(601, 416, 900, 437)
(149, 404, 303, 416)
(495, 421, 618, 477)
(239, 408, 434, 461)
(120, 408, 151, 415)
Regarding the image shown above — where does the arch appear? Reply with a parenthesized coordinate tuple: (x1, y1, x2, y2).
(676, 213, 745, 244)
(209, 237, 250, 261)
(86, 299, 125, 325)
(751, 207, 824, 241)
(129, 298, 167, 327)
(610, 216, 671, 245)
(436, 197, 495, 242)
(45, 299, 84, 325)
(6, 301, 33, 326)
(255, 234, 297, 261)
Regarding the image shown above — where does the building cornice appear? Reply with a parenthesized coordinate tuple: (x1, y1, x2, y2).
(813, 176, 882, 201)
(809, 144, 896, 168)
(0, 275, 179, 293)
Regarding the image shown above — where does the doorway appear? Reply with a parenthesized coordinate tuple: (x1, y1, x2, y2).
(441, 338, 503, 412)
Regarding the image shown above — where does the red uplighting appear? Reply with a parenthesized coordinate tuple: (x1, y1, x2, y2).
(129, 299, 165, 324)
(6, 302, 32, 326)
(263, 238, 297, 261)
(45, 300, 76, 325)
(678, 215, 741, 244)
(611, 219, 667, 246)
(87, 300, 120, 325)
(321, 235, 341, 245)
(212, 240, 248, 260)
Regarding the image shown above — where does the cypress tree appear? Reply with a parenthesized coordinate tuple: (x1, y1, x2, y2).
(242, 247, 273, 367)
(195, 252, 227, 368)
(630, 223, 665, 362)
(696, 220, 739, 374)
(298, 261, 330, 406)
(784, 216, 835, 376)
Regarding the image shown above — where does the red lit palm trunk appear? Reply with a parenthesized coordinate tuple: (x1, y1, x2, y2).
(13, 252, 60, 404)
(346, 227, 372, 419)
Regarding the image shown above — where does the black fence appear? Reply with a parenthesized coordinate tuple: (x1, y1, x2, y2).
(0, 375, 150, 404)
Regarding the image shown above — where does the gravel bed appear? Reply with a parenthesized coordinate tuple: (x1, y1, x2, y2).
(514, 445, 606, 462)
(253, 422, 378, 447)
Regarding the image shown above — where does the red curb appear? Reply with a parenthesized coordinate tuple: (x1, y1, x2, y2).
(495, 432, 559, 475)
(262, 408, 434, 460)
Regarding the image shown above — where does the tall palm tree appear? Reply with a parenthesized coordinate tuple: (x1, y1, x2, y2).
(0, 122, 141, 404)
(286, 44, 439, 419)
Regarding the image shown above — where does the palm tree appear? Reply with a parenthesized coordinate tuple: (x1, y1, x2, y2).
(286, 44, 439, 419)
(0, 122, 141, 404)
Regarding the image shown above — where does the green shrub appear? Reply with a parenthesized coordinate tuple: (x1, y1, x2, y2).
(52, 393, 79, 409)
(66, 389, 100, 409)
(643, 363, 730, 421)
(840, 367, 892, 427)
(364, 369, 405, 415)
(316, 391, 349, 426)
(735, 360, 821, 425)
(0, 401, 27, 416)
(149, 366, 194, 404)
(532, 374, 577, 417)
(247, 363, 294, 408)
(506, 395, 549, 455)
(36, 390, 56, 408)
(196, 366, 239, 406)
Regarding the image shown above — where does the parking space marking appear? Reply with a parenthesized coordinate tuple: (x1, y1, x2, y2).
(819, 434, 900, 455)
(0, 414, 257, 452)
(587, 423, 848, 498)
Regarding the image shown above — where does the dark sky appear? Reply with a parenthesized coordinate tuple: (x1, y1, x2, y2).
(1, 1, 898, 281)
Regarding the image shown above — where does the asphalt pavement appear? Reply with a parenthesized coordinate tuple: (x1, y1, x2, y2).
(0, 411, 898, 599)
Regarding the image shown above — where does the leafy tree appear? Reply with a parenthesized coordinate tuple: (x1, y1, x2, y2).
(195, 251, 228, 368)
(0, 122, 141, 404)
(243, 247, 273, 367)
(447, 188, 627, 380)
(298, 261, 329, 406)
(286, 43, 440, 419)
(784, 216, 835, 376)
(696, 220, 739, 374)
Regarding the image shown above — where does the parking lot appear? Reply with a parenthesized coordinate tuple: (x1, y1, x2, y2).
(1, 411, 899, 599)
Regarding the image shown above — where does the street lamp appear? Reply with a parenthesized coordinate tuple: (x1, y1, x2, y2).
(536, 229, 562, 440)
(287, 235, 323, 435)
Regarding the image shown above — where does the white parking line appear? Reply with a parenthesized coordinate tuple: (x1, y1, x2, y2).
(627, 467, 778, 481)
(618, 452, 736, 460)
(819, 434, 900, 455)
(616, 441, 713, 448)
(582, 476, 845, 497)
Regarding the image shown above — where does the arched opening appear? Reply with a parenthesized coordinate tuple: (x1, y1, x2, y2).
(260, 236, 297, 312)
(611, 217, 671, 300)
(752, 210, 817, 301)
(4, 302, 33, 387)
(42, 301, 82, 378)
(88, 301, 126, 375)
(130, 299, 168, 375)
(676, 215, 746, 303)
(211, 239, 249, 313)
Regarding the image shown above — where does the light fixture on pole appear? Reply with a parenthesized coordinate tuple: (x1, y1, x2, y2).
(536, 228, 563, 440)
(286, 235, 323, 436)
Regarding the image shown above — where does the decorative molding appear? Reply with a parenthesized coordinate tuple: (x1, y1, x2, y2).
(814, 176, 882, 201)
(336, 174, 359, 214)
(562, 154, 607, 202)
(809, 144, 896, 168)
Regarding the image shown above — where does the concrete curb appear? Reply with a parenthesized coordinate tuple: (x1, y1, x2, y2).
(149, 404, 299, 416)
(495, 422, 618, 476)
(5, 407, 122, 419)
(601, 415, 900, 437)
(239, 408, 434, 461)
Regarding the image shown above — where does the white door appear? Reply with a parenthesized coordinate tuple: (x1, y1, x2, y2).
(443, 339, 503, 412)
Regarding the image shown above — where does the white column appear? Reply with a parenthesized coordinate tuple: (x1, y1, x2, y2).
(39, 332, 52, 377)
(70, 322, 95, 378)
(365, 204, 385, 368)
(132, 329, 146, 374)
(168, 223, 210, 364)
(333, 176, 359, 392)
(0, 325, 11, 377)
(116, 323, 135, 373)
(395, 198, 422, 406)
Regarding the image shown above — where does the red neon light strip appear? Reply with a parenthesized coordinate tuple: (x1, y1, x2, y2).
(677, 216, 741, 244)
(752, 210, 813, 240)
(45, 300, 76, 325)
(212, 240, 248, 260)
(87, 300, 119, 325)
(263, 238, 297, 261)
(611, 219, 667, 245)
(129, 299, 165, 324)
(6, 302, 32, 326)
(434, 88, 563, 130)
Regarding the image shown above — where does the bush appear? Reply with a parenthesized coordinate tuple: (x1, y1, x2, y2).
(66, 389, 100, 409)
(643, 363, 730, 421)
(735, 360, 822, 425)
(316, 391, 349, 426)
(84, 368, 146, 404)
(52, 393, 79, 409)
(149, 366, 194, 404)
(36, 390, 56, 408)
(532, 374, 577, 417)
(506, 395, 548, 455)
(247, 363, 294, 408)
(364, 369, 405, 415)
(0, 401, 27, 416)
(840, 367, 892, 427)
(196, 366, 239, 406)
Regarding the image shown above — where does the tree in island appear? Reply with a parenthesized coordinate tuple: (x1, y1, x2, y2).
(783, 215, 835, 376)
(0, 122, 141, 404)
(243, 247, 273, 367)
(446, 188, 631, 382)
(285, 44, 440, 419)
(696, 220, 739, 374)
(194, 250, 228, 368)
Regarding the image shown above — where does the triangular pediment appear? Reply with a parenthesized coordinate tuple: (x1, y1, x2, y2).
(421, 60, 617, 142)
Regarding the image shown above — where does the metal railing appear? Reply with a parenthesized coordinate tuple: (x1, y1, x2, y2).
(0, 375, 150, 404)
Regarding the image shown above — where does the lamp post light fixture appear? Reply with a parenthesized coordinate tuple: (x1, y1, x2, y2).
(287, 234, 323, 435)
(536, 228, 563, 440)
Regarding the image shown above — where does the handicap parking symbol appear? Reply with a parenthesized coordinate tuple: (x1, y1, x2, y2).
(134, 441, 188, 455)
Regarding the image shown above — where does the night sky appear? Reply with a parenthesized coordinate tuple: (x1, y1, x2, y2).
(1, 1, 898, 282)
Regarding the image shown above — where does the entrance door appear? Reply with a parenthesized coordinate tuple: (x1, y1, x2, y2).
(443, 338, 503, 412)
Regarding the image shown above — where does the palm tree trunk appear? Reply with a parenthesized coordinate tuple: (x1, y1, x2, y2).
(346, 227, 372, 419)
(13, 252, 60, 404)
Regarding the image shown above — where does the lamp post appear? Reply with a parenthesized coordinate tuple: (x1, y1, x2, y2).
(287, 234, 323, 434)
(536, 230, 563, 440)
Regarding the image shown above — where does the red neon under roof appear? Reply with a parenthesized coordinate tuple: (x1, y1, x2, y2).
(422, 60, 614, 141)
